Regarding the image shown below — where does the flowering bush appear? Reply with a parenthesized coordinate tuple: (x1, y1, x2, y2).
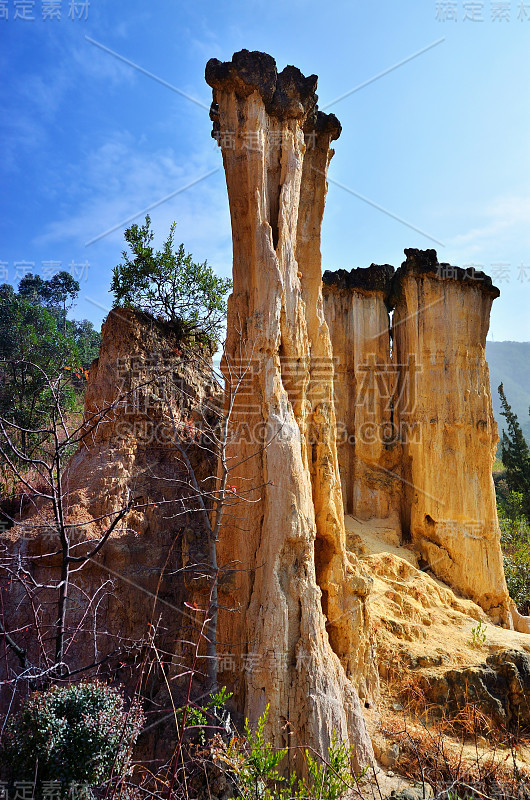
(0, 681, 144, 798)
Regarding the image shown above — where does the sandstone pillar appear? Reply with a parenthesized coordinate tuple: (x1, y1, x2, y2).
(206, 50, 374, 767)
(391, 249, 511, 624)
(322, 266, 402, 529)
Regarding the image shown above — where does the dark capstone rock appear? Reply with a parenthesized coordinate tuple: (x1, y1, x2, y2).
(420, 649, 530, 729)
(401, 247, 439, 274)
(304, 108, 342, 142)
(390, 248, 500, 300)
(269, 64, 317, 120)
(206, 49, 341, 137)
(205, 49, 277, 104)
(322, 263, 395, 297)
(324, 248, 500, 310)
(206, 50, 315, 119)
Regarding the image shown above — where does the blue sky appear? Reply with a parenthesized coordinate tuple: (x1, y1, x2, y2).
(1, 0, 530, 340)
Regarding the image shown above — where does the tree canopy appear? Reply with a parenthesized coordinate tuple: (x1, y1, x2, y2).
(18, 273, 46, 304)
(0, 294, 78, 456)
(67, 318, 102, 370)
(0, 278, 101, 459)
(110, 215, 232, 345)
(18, 271, 80, 332)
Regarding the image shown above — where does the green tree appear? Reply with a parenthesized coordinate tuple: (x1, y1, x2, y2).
(499, 493, 530, 613)
(67, 318, 102, 369)
(110, 215, 231, 345)
(42, 271, 80, 331)
(18, 271, 80, 331)
(0, 293, 77, 456)
(0, 284, 15, 301)
(498, 382, 530, 517)
(18, 272, 46, 304)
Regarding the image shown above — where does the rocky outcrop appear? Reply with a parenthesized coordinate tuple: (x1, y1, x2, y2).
(322, 265, 402, 531)
(391, 249, 510, 624)
(66, 309, 221, 623)
(206, 50, 375, 770)
(323, 249, 521, 629)
(421, 650, 530, 729)
(348, 526, 530, 754)
(1, 308, 219, 719)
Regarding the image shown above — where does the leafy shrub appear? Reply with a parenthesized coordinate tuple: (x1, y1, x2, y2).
(0, 681, 144, 798)
(304, 731, 360, 800)
(214, 706, 359, 800)
(178, 686, 232, 744)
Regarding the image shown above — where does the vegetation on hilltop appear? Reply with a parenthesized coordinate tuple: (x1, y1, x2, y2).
(110, 214, 232, 346)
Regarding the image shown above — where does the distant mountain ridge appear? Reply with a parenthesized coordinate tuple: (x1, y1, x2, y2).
(486, 341, 530, 442)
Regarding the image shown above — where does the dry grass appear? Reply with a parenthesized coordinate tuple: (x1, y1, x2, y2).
(373, 655, 530, 797)
(381, 711, 529, 798)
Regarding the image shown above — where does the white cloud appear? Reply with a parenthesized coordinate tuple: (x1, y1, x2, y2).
(448, 195, 530, 257)
(33, 132, 232, 275)
(69, 39, 137, 87)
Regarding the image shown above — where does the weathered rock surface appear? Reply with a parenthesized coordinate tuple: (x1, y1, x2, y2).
(67, 308, 218, 538)
(391, 249, 510, 624)
(322, 265, 402, 529)
(420, 649, 530, 729)
(348, 520, 530, 733)
(206, 49, 375, 769)
(1, 309, 218, 723)
(323, 249, 526, 630)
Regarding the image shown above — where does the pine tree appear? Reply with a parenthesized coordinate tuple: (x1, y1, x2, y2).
(498, 382, 530, 517)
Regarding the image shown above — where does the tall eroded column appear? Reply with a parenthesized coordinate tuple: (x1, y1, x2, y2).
(206, 50, 374, 767)
(322, 266, 402, 529)
(391, 249, 511, 624)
